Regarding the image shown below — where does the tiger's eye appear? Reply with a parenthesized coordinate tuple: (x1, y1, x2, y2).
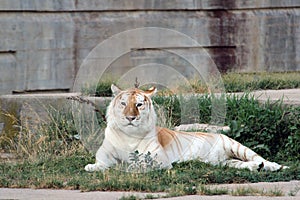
(136, 103, 143, 107)
(121, 102, 126, 106)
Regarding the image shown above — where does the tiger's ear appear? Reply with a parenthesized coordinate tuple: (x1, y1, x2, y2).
(144, 86, 157, 97)
(111, 84, 122, 96)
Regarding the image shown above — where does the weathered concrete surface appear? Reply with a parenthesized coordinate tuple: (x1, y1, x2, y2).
(0, 181, 299, 200)
(236, 89, 300, 105)
(0, 189, 165, 200)
(0, 1, 300, 94)
(0, 13, 75, 94)
(1, 0, 300, 11)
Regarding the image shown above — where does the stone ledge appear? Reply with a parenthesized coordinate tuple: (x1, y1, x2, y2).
(233, 89, 300, 106)
(0, 0, 300, 11)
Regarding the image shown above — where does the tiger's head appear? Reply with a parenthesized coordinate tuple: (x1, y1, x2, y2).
(106, 84, 157, 137)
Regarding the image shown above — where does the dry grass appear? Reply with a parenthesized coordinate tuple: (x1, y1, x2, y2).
(0, 103, 85, 162)
(231, 186, 284, 196)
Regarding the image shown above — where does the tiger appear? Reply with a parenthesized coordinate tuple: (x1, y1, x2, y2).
(85, 84, 288, 172)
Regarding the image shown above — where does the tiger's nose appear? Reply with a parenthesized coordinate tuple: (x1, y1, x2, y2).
(126, 116, 136, 122)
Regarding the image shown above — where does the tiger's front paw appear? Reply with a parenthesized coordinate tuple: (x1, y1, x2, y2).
(85, 164, 96, 172)
(85, 163, 106, 172)
(281, 165, 289, 170)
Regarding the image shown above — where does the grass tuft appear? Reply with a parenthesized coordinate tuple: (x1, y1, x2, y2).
(197, 185, 229, 195)
(231, 186, 284, 196)
(223, 72, 300, 92)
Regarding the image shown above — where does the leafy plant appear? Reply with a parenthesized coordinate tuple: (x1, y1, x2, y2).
(225, 94, 300, 161)
(127, 151, 162, 173)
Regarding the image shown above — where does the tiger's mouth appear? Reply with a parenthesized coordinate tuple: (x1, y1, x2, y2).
(127, 122, 138, 127)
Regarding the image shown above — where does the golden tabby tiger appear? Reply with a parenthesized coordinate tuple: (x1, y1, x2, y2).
(85, 85, 288, 172)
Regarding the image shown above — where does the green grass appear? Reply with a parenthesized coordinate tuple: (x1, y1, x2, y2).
(82, 72, 300, 96)
(0, 155, 299, 192)
(223, 72, 300, 92)
(197, 185, 229, 195)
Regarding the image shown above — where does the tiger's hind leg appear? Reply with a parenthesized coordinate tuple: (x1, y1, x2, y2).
(261, 161, 289, 171)
(220, 134, 288, 171)
(223, 159, 264, 171)
(223, 159, 288, 171)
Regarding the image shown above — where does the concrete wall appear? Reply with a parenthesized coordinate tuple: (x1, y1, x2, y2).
(0, 0, 300, 94)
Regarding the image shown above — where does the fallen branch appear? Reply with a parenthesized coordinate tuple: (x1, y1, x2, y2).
(67, 96, 106, 123)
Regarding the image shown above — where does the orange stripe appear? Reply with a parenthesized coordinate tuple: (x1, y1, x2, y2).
(229, 138, 235, 145)
(157, 127, 175, 148)
(150, 144, 161, 153)
(251, 154, 259, 161)
(243, 148, 248, 161)
(236, 143, 241, 158)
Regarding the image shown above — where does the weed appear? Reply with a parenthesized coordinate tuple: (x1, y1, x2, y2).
(231, 186, 284, 196)
(231, 187, 262, 196)
(0, 110, 19, 150)
(197, 185, 229, 195)
(119, 194, 162, 200)
(126, 151, 162, 173)
(165, 184, 190, 197)
(119, 195, 140, 200)
(144, 194, 161, 199)
(223, 72, 300, 92)
(288, 185, 300, 196)
(267, 187, 285, 196)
